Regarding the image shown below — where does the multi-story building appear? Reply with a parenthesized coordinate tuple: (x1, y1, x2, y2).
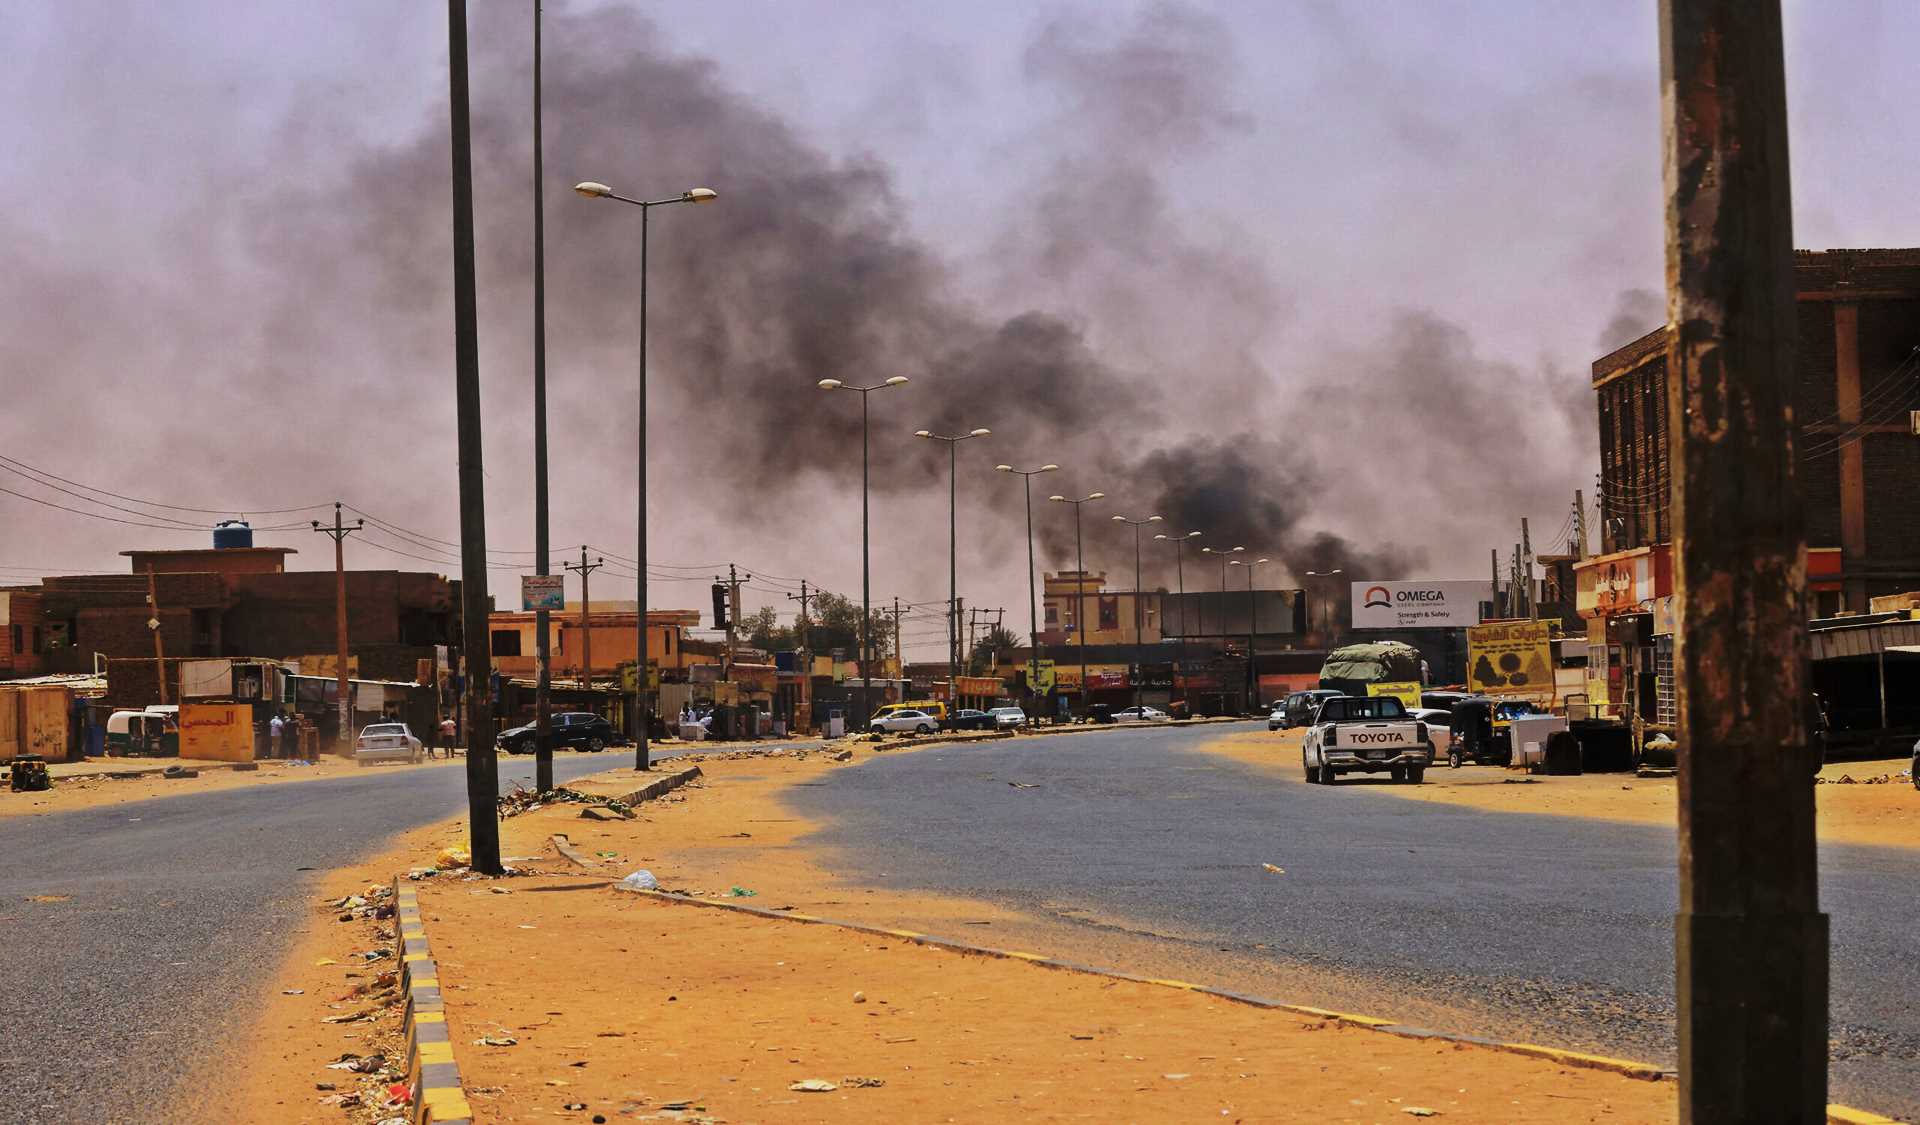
(1579, 247, 1920, 731)
(485, 602, 708, 683)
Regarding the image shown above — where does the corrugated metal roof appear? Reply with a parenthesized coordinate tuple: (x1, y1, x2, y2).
(1811, 619, 1920, 661)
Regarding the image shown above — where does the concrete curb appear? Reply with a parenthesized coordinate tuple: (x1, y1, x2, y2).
(610, 886, 1898, 1122)
(392, 878, 474, 1125)
(614, 763, 702, 805)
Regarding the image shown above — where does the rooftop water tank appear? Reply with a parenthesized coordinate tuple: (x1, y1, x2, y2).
(213, 519, 253, 549)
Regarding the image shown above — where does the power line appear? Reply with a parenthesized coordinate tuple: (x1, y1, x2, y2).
(0, 453, 330, 517)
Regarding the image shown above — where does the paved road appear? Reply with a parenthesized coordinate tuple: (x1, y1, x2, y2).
(0, 748, 726, 1125)
(784, 724, 1920, 1119)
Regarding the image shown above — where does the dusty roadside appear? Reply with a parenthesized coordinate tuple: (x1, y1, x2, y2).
(229, 745, 1678, 1124)
(1198, 729, 1920, 849)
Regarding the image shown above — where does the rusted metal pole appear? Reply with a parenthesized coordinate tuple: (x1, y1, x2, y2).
(1660, 2, 1826, 1119)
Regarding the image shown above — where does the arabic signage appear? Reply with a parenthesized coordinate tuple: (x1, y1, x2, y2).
(1025, 659, 1055, 692)
(521, 574, 566, 612)
(1575, 545, 1672, 618)
(1350, 580, 1492, 629)
(1467, 620, 1554, 698)
(1366, 681, 1423, 709)
(179, 703, 254, 762)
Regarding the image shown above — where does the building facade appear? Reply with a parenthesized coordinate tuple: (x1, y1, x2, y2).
(486, 603, 707, 682)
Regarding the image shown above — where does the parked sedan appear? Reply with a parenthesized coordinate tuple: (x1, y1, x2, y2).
(1408, 707, 1456, 762)
(498, 711, 619, 754)
(989, 706, 1029, 729)
(355, 722, 423, 766)
(869, 708, 939, 735)
(1113, 706, 1171, 723)
(946, 708, 995, 731)
(1268, 703, 1288, 731)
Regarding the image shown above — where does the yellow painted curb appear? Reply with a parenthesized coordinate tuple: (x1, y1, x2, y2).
(1828, 1105, 1902, 1125)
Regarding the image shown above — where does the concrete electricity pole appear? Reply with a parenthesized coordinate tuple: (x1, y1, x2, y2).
(446, 0, 501, 874)
(144, 565, 168, 705)
(564, 548, 602, 685)
(1660, 2, 1825, 1118)
(1573, 489, 1589, 559)
(311, 502, 363, 752)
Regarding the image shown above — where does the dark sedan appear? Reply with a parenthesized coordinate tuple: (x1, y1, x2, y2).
(498, 711, 619, 754)
(945, 708, 996, 731)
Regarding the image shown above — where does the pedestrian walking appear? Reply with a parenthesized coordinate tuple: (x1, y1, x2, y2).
(439, 715, 457, 759)
(269, 712, 284, 760)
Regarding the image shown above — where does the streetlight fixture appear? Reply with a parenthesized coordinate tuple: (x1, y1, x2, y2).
(1230, 556, 1271, 711)
(573, 178, 718, 772)
(1201, 545, 1245, 637)
(818, 376, 911, 725)
(1154, 529, 1203, 689)
(997, 462, 1059, 711)
(917, 426, 992, 705)
(1111, 513, 1163, 708)
(1048, 490, 1105, 718)
(1304, 567, 1345, 642)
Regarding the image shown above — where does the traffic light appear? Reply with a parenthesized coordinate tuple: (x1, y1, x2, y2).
(712, 582, 730, 629)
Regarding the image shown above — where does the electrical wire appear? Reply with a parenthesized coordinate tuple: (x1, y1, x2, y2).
(0, 453, 330, 517)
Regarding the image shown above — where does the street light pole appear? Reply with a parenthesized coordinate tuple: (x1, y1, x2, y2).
(918, 426, 991, 703)
(1112, 513, 1162, 708)
(1304, 568, 1344, 645)
(1201, 545, 1244, 639)
(572, 179, 718, 771)
(996, 463, 1059, 709)
(1231, 556, 1270, 711)
(1048, 490, 1105, 718)
(819, 377, 910, 724)
(531, 0, 554, 793)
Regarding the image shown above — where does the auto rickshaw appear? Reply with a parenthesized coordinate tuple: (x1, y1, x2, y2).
(105, 708, 179, 757)
(1446, 698, 1506, 766)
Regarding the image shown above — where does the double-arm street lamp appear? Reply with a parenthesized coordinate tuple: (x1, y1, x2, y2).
(818, 376, 911, 724)
(1201, 545, 1245, 638)
(1304, 567, 1345, 642)
(995, 462, 1059, 708)
(572, 180, 717, 772)
(1154, 529, 1203, 683)
(1229, 555, 1271, 710)
(1048, 490, 1105, 718)
(1111, 513, 1162, 708)
(917, 426, 991, 703)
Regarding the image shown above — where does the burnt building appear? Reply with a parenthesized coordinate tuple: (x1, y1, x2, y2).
(1594, 248, 1920, 613)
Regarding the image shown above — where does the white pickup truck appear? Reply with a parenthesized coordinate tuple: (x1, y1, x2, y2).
(1302, 695, 1433, 785)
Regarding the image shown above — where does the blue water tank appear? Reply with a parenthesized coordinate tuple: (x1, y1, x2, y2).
(213, 519, 253, 549)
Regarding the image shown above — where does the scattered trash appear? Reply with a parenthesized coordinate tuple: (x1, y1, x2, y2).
(1403, 1109, 1440, 1118)
(1163, 1073, 1191, 1080)
(161, 764, 198, 779)
(26, 894, 71, 903)
(499, 785, 637, 819)
(1070, 1034, 1095, 1041)
(317, 1092, 362, 1108)
(728, 886, 757, 897)
(563, 1102, 588, 1111)
(436, 846, 472, 870)
(790, 1079, 838, 1093)
(314, 958, 338, 967)
(384, 1081, 412, 1106)
(1500, 778, 1539, 785)
(476, 1035, 519, 1047)
(321, 1010, 372, 1024)
(281, 988, 304, 996)
(490, 886, 513, 895)
(1008, 781, 1041, 789)
(852, 991, 866, 1004)
(618, 870, 659, 892)
(1261, 863, 1285, 875)
(842, 1076, 886, 1088)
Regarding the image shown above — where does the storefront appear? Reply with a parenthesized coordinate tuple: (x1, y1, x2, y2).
(1574, 545, 1674, 739)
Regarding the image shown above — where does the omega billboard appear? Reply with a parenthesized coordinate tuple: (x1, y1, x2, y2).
(1350, 580, 1493, 629)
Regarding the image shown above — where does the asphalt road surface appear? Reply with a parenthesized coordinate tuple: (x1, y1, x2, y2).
(785, 724, 1920, 1119)
(0, 747, 727, 1125)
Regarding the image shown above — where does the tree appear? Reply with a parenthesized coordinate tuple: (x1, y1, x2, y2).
(741, 606, 795, 653)
(809, 591, 893, 662)
(968, 625, 1020, 676)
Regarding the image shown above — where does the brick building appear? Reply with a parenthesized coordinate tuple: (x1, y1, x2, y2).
(17, 544, 463, 701)
(1579, 247, 1920, 733)
(1593, 247, 1920, 612)
(0, 588, 47, 678)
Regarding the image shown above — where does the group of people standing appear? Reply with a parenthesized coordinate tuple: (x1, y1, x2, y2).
(264, 711, 310, 760)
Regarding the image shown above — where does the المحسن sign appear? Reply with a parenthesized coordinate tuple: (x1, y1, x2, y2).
(521, 574, 565, 612)
(1350, 580, 1492, 629)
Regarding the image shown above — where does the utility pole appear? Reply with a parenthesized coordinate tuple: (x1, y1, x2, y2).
(1490, 547, 1502, 619)
(718, 564, 748, 680)
(1661, 2, 1824, 1118)
(1573, 490, 1589, 559)
(446, 0, 501, 874)
(1520, 517, 1534, 619)
(311, 502, 363, 751)
(144, 565, 167, 706)
(564, 548, 603, 685)
(786, 578, 812, 664)
(530, 0, 554, 794)
(892, 596, 903, 680)
(951, 595, 964, 700)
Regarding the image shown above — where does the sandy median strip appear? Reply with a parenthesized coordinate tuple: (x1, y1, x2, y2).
(247, 747, 1675, 1124)
(1199, 729, 1920, 850)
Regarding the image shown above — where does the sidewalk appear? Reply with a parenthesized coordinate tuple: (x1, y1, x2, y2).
(276, 748, 1681, 1124)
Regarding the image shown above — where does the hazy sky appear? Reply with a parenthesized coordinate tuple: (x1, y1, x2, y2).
(2, 1, 1915, 658)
